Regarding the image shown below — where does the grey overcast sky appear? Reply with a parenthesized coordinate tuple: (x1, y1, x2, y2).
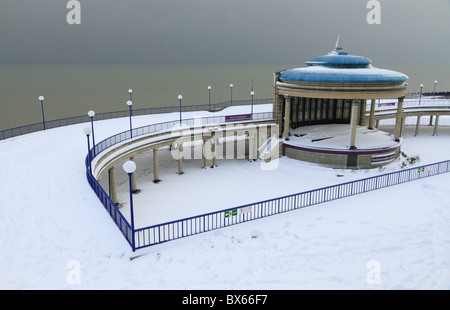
(0, 0, 449, 67)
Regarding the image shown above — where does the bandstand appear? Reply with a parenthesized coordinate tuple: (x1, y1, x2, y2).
(273, 37, 409, 168)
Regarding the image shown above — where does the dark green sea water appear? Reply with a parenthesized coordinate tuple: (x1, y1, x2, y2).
(0, 63, 447, 131)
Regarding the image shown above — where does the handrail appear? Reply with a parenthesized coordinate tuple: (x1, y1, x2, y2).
(89, 112, 275, 179)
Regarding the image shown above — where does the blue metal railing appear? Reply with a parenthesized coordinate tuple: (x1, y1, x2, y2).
(0, 98, 272, 141)
(84, 109, 275, 250)
(81, 106, 449, 251)
(130, 159, 450, 250)
(4, 95, 448, 251)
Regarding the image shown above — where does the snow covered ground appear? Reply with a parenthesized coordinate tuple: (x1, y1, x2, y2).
(1, 104, 450, 290)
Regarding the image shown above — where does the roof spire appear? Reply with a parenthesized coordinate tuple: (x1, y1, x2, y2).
(331, 35, 344, 54)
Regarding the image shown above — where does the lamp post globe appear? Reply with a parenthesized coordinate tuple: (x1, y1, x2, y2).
(83, 126, 92, 136)
(128, 89, 133, 101)
(123, 160, 136, 174)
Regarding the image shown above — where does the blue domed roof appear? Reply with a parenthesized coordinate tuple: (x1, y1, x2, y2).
(279, 66, 408, 84)
(305, 53, 372, 68)
(279, 38, 408, 84)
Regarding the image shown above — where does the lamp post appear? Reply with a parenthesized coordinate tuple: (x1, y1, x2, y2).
(250, 90, 255, 120)
(419, 84, 423, 106)
(433, 80, 438, 97)
(230, 84, 233, 106)
(127, 100, 133, 138)
(128, 89, 133, 101)
(38, 96, 46, 130)
(178, 94, 183, 125)
(123, 160, 136, 251)
(208, 85, 211, 111)
(88, 110, 96, 155)
(83, 126, 92, 175)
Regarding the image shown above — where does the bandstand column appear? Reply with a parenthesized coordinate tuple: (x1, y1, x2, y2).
(153, 148, 160, 183)
(394, 96, 404, 142)
(212, 137, 218, 167)
(248, 130, 257, 160)
(178, 144, 184, 174)
(368, 99, 376, 129)
(108, 166, 118, 205)
(415, 116, 421, 136)
(284, 95, 291, 140)
(203, 138, 211, 168)
(359, 99, 367, 126)
(349, 99, 359, 150)
(433, 115, 440, 136)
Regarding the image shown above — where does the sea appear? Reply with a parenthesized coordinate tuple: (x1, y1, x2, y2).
(0, 63, 448, 131)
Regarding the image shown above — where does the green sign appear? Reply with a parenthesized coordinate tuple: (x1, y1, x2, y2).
(225, 209, 238, 218)
(418, 167, 425, 173)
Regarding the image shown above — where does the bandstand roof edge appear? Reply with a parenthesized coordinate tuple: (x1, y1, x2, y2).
(276, 84, 407, 100)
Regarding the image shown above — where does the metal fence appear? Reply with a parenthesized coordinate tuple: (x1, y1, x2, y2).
(130, 159, 450, 250)
(82, 107, 449, 251)
(0, 98, 272, 141)
(85, 109, 275, 249)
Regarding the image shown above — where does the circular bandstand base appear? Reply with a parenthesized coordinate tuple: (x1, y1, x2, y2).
(283, 124, 401, 169)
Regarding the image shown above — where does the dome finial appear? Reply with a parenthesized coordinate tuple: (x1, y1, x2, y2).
(334, 34, 343, 51)
(332, 35, 344, 54)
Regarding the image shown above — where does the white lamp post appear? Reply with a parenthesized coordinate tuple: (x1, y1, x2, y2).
(83, 126, 92, 175)
(433, 80, 438, 97)
(127, 100, 133, 138)
(178, 94, 183, 124)
(123, 160, 136, 251)
(208, 85, 212, 111)
(128, 89, 133, 101)
(87, 110, 96, 154)
(38, 96, 45, 130)
(230, 84, 233, 106)
(250, 90, 255, 120)
(419, 84, 423, 106)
